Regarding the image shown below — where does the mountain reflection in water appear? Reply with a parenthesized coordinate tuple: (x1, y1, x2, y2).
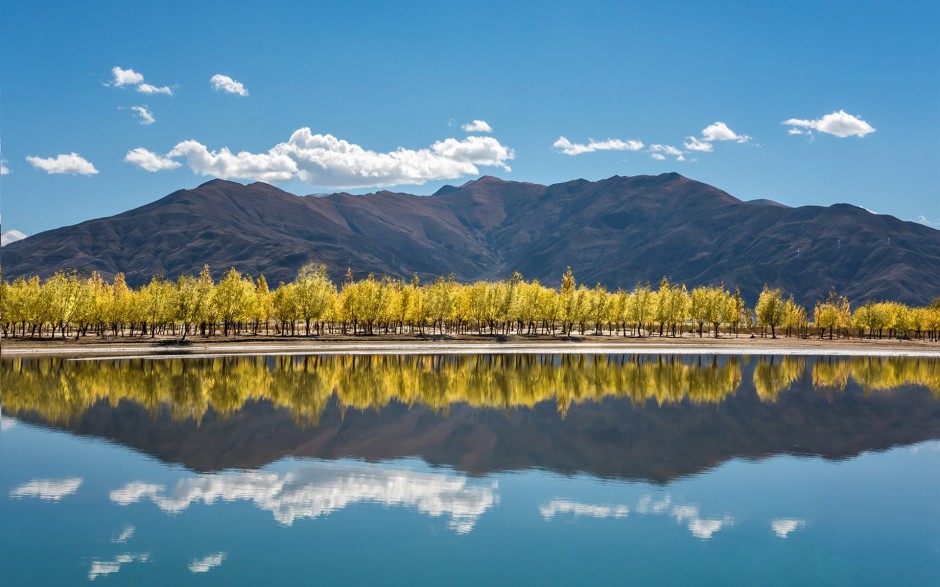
(3, 354, 939, 482)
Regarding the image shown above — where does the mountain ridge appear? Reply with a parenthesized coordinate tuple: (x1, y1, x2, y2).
(3, 173, 939, 306)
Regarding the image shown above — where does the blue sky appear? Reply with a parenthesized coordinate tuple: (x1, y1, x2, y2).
(2, 0, 938, 237)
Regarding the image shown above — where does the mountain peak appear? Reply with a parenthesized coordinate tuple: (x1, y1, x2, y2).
(4, 174, 938, 306)
(193, 178, 249, 191)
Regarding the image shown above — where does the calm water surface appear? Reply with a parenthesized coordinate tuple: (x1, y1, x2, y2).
(2, 354, 939, 585)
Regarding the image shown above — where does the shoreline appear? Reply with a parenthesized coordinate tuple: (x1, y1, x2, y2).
(2, 334, 939, 359)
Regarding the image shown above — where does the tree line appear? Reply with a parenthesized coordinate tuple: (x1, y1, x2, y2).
(4, 355, 937, 425)
(1, 263, 939, 340)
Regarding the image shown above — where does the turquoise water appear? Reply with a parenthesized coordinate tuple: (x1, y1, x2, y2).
(2, 354, 939, 585)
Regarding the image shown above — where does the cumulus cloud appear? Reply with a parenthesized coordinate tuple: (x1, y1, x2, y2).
(701, 121, 750, 143)
(167, 140, 298, 182)
(189, 552, 227, 573)
(783, 109, 875, 138)
(682, 121, 750, 154)
(10, 478, 83, 500)
(109, 66, 144, 87)
(88, 553, 149, 581)
(1, 230, 28, 247)
(683, 136, 714, 152)
(540, 500, 629, 520)
(131, 105, 155, 125)
(210, 74, 249, 97)
(913, 215, 939, 228)
(771, 518, 806, 538)
(460, 119, 493, 133)
(107, 66, 173, 95)
(26, 153, 98, 175)
(126, 129, 515, 188)
(552, 136, 644, 156)
(124, 148, 182, 172)
(650, 153, 666, 161)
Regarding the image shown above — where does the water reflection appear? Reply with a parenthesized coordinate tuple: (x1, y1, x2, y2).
(539, 500, 630, 520)
(3, 354, 938, 426)
(636, 495, 733, 539)
(110, 461, 497, 534)
(88, 553, 149, 581)
(9, 478, 82, 501)
(772, 518, 807, 538)
(188, 552, 226, 574)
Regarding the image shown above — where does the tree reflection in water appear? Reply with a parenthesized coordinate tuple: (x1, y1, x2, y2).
(2, 354, 938, 426)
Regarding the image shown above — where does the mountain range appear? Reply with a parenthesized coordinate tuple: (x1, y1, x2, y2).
(3, 173, 939, 306)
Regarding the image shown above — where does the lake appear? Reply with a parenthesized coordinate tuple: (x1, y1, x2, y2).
(2, 353, 939, 585)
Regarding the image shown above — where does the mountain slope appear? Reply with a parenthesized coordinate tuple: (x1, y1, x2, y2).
(4, 174, 939, 306)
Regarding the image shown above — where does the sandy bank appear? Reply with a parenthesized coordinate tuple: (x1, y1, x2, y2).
(2, 334, 938, 359)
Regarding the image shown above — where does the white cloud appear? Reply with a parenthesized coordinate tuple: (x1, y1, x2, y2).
(109, 66, 144, 87)
(131, 105, 155, 125)
(701, 121, 750, 143)
(10, 478, 83, 500)
(913, 215, 939, 227)
(111, 461, 497, 535)
(771, 518, 806, 538)
(88, 553, 149, 581)
(783, 109, 875, 138)
(649, 144, 685, 161)
(124, 148, 182, 172)
(189, 552, 227, 573)
(461, 119, 493, 133)
(430, 135, 513, 169)
(683, 136, 714, 152)
(26, 152, 98, 175)
(168, 140, 299, 182)
(649, 144, 683, 156)
(552, 136, 644, 156)
(211, 74, 249, 97)
(108, 66, 173, 95)
(130, 129, 515, 188)
(137, 83, 173, 95)
(540, 500, 629, 520)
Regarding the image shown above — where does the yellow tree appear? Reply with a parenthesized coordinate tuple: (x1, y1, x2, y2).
(690, 286, 709, 337)
(253, 275, 274, 334)
(755, 286, 785, 338)
(213, 268, 254, 336)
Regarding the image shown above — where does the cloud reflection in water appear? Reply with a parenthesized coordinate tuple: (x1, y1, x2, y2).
(189, 552, 227, 573)
(88, 553, 149, 581)
(111, 461, 497, 534)
(10, 478, 82, 501)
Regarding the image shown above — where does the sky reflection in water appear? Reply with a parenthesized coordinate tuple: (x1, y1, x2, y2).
(1, 354, 939, 585)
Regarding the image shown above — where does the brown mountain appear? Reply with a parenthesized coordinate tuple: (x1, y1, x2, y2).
(4, 173, 939, 305)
